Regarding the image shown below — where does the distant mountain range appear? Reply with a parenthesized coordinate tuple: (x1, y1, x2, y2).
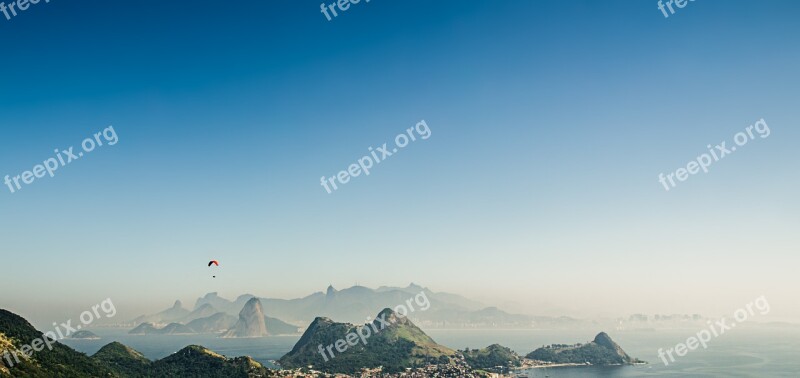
(129, 322, 195, 335)
(186, 313, 238, 333)
(131, 300, 190, 325)
(127, 284, 720, 341)
(128, 285, 715, 333)
(151, 283, 578, 329)
(128, 297, 300, 337)
(128, 298, 302, 338)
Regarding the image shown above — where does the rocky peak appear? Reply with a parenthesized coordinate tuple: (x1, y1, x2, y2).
(375, 308, 410, 327)
(221, 297, 268, 337)
(593, 332, 632, 362)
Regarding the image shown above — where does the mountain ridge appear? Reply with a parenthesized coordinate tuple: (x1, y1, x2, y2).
(186, 284, 548, 329)
(278, 308, 457, 373)
(526, 331, 642, 365)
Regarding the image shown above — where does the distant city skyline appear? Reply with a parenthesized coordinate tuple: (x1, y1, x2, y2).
(2, 0, 799, 328)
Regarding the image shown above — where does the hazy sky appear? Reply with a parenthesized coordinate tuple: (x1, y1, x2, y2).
(1, 0, 799, 327)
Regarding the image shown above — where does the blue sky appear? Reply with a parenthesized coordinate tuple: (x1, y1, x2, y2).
(1, 0, 799, 324)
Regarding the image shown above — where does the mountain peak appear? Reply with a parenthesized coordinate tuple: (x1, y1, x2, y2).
(172, 300, 183, 309)
(156, 344, 268, 376)
(374, 307, 412, 327)
(279, 308, 456, 374)
(309, 316, 334, 326)
(221, 297, 269, 337)
(376, 307, 397, 318)
(99, 341, 127, 350)
(593, 331, 613, 345)
(593, 332, 632, 362)
(93, 341, 150, 364)
(244, 296, 260, 306)
(179, 345, 224, 358)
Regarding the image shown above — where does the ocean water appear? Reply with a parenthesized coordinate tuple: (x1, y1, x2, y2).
(61, 327, 800, 377)
(426, 328, 800, 377)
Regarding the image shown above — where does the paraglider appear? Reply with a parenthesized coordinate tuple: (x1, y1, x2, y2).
(208, 260, 219, 278)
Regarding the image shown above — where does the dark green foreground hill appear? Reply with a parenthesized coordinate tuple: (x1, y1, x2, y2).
(1, 309, 272, 378)
(143, 345, 271, 378)
(91, 343, 271, 377)
(91, 342, 151, 377)
(0, 309, 116, 377)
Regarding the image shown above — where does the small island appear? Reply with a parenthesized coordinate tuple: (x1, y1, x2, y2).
(525, 332, 645, 367)
(68, 330, 101, 340)
(460, 344, 522, 370)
